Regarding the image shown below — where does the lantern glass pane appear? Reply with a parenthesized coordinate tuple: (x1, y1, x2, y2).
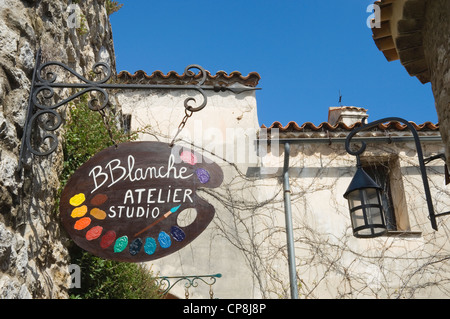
(362, 188, 384, 225)
(348, 187, 387, 238)
(365, 188, 380, 205)
(347, 190, 362, 209)
(366, 205, 384, 225)
(350, 208, 365, 229)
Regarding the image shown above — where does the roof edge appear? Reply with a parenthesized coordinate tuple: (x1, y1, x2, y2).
(261, 120, 439, 132)
(116, 69, 261, 87)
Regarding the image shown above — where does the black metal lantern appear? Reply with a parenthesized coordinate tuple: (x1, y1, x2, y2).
(344, 164, 387, 238)
(343, 117, 450, 235)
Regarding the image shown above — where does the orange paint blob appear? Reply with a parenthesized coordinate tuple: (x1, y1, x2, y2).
(90, 208, 107, 220)
(74, 217, 91, 230)
(86, 226, 103, 241)
(71, 205, 88, 218)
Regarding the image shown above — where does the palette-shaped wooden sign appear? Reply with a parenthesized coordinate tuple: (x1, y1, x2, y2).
(60, 141, 223, 262)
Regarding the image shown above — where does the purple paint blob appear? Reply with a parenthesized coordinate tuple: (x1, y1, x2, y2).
(196, 168, 210, 184)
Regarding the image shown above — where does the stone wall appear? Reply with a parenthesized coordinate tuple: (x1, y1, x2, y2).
(371, 0, 450, 166)
(423, 0, 450, 167)
(0, 0, 115, 298)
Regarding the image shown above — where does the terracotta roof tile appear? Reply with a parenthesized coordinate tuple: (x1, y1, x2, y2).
(262, 121, 439, 132)
(117, 69, 261, 87)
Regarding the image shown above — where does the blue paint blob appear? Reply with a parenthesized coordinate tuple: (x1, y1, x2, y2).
(158, 231, 172, 249)
(129, 238, 143, 256)
(196, 168, 210, 184)
(144, 237, 157, 255)
(170, 226, 186, 242)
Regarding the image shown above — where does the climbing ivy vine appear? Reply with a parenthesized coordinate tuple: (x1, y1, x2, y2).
(59, 97, 161, 299)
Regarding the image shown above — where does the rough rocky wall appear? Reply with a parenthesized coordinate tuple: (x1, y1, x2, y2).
(423, 0, 450, 166)
(0, 0, 115, 298)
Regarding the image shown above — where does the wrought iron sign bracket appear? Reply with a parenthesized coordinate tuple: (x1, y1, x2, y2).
(156, 273, 222, 299)
(19, 49, 260, 172)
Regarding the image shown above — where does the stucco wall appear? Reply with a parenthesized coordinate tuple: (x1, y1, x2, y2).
(116, 78, 450, 298)
(115, 87, 264, 298)
(259, 139, 450, 298)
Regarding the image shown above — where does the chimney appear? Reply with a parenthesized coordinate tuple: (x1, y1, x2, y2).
(328, 106, 368, 126)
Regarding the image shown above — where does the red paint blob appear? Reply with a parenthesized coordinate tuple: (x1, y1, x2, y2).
(100, 230, 116, 249)
(86, 226, 103, 241)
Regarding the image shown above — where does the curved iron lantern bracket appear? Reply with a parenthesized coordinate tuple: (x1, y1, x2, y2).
(18, 49, 260, 172)
(345, 117, 450, 232)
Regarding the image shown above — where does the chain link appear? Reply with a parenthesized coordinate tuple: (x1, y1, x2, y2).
(169, 108, 194, 147)
(209, 285, 214, 299)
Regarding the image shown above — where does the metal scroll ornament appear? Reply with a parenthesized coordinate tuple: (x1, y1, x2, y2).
(59, 141, 223, 262)
(33, 61, 112, 111)
(24, 53, 113, 159)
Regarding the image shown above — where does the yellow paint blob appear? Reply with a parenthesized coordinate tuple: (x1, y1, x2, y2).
(90, 208, 107, 220)
(71, 205, 88, 218)
(70, 193, 86, 207)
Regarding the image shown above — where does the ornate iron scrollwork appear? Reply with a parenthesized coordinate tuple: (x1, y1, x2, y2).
(33, 61, 112, 111)
(183, 64, 207, 112)
(25, 109, 62, 156)
(156, 273, 222, 299)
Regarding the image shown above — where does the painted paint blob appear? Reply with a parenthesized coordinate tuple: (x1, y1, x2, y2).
(170, 226, 186, 242)
(158, 231, 171, 249)
(70, 193, 86, 207)
(90, 208, 107, 220)
(86, 226, 103, 241)
(180, 151, 197, 165)
(90, 193, 108, 206)
(129, 238, 143, 256)
(100, 231, 116, 249)
(144, 237, 157, 255)
(196, 168, 210, 184)
(71, 205, 88, 218)
(114, 236, 128, 253)
(74, 217, 91, 230)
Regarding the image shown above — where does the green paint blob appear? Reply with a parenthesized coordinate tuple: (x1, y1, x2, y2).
(114, 236, 128, 253)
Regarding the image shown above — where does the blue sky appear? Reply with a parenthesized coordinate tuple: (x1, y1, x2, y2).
(109, 0, 437, 127)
